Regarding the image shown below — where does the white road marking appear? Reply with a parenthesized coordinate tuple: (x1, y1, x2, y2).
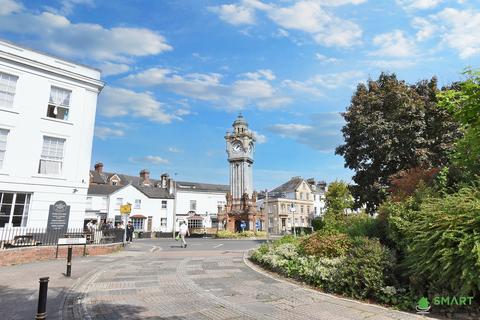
(213, 243, 223, 248)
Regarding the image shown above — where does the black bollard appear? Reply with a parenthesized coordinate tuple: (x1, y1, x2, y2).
(66, 245, 72, 277)
(35, 277, 49, 320)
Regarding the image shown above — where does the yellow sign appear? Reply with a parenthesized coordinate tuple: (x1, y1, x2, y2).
(120, 203, 131, 215)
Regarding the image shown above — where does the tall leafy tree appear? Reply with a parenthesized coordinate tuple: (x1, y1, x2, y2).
(437, 68, 480, 177)
(325, 180, 354, 214)
(336, 73, 460, 213)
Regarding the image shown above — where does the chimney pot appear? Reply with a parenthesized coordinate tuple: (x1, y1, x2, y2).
(94, 162, 104, 173)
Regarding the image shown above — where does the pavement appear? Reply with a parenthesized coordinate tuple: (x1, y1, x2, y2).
(0, 238, 432, 320)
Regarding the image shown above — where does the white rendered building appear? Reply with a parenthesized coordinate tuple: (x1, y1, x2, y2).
(88, 164, 174, 232)
(0, 40, 103, 230)
(307, 179, 327, 218)
(174, 181, 228, 231)
(87, 163, 228, 233)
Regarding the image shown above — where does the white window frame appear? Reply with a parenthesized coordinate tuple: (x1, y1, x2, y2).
(190, 200, 197, 211)
(188, 219, 202, 229)
(160, 218, 167, 227)
(47, 86, 72, 121)
(102, 197, 108, 210)
(38, 136, 66, 176)
(131, 218, 144, 231)
(134, 199, 141, 209)
(115, 198, 123, 210)
(0, 129, 9, 169)
(86, 196, 92, 210)
(0, 192, 31, 228)
(0, 71, 18, 109)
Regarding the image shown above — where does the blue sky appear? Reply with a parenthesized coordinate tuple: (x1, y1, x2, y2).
(1, 0, 479, 189)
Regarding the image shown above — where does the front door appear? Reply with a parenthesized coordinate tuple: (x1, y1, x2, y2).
(147, 216, 152, 232)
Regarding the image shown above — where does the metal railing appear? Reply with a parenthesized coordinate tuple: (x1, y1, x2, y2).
(0, 227, 125, 249)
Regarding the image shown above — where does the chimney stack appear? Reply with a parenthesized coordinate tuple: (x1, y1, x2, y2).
(160, 173, 169, 188)
(94, 162, 104, 173)
(140, 169, 150, 185)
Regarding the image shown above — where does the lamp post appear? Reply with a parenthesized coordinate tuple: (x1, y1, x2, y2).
(172, 173, 177, 239)
(290, 202, 296, 237)
(264, 189, 270, 242)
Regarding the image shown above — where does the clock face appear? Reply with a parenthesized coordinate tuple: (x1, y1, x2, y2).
(232, 141, 243, 153)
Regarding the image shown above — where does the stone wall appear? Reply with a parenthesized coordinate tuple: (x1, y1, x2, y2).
(0, 243, 123, 267)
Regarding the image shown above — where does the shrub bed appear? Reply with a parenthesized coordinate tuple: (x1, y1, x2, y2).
(250, 234, 407, 308)
(215, 230, 266, 238)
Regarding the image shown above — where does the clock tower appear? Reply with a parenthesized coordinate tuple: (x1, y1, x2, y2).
(225, 114, 255, 200)
(220, 114, 262, 232)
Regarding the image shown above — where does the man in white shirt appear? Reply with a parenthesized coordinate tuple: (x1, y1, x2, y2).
(178, 221, 190, 248)
(86, 220, 93, 231)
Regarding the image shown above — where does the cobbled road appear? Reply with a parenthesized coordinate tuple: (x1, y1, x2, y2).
(62, 239, 430, 320)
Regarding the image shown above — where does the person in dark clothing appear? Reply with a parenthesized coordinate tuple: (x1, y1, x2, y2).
(126, 221, 134, 243)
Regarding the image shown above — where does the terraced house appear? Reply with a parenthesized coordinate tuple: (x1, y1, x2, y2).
(87, 163, 229, 233)
(258, 177, 325, 234)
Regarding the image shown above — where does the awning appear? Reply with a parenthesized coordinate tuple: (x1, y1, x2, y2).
(130, 214, 147, 219)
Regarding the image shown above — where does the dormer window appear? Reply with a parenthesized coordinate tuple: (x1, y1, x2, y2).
(47, 86, 71, 121)
(112, 181, 118, 186)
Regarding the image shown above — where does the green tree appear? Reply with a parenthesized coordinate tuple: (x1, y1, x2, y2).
(437, 68, 480, 177)
(325, 181, 353, 214)
(336, 73, 460, 213)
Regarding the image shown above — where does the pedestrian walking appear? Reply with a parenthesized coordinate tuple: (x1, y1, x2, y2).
(178, 221, 190, 248)
(86, 220, 94, 231)
(126, 221, 134, 243)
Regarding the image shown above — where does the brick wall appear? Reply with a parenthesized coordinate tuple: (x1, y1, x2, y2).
(0, 243, 123, 267)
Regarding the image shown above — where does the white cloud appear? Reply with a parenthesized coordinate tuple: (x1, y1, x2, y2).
(273, 28, 289, 38)
(396, 0, 443, 10)
(434, 8, 480, 58)
(122, 68, 290, 110)
(94, 126, 125, 140)
(267, 113, 345, 152)
(316, 0, 367, 5)
(98, 87, 180, 123)
(0, 0, 23, 15)
(315, 53, 340, 63)
(371, 30, 417, 58)
(210, 0, 363, 48)
(410, 7, 480, 59)
(252, 131, 267, 144)
(369, 59, 417, 69)
(208, 3, 256, 25)
(242, 69, 276, 80)
(168, 147, 183, 153)
(412, 17, 436, 41)
(46, 0, 95, 15)
(283, 70, 365, 96)
(269, 124, 314, 138)
(0, 10, 172, 63)
(129, 155, 170, 165)
(267, 1, 362, 47)
(98, 62, 130, 77)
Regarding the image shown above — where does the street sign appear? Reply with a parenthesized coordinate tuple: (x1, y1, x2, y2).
(255, 220, 261, 230)
(240, 220, 246, 231)
(120, 203, 131, 215)
(58, 238, 86, 245)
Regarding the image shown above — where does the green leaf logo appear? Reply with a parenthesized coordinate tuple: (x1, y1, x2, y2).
(416, 297, 431, 313)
